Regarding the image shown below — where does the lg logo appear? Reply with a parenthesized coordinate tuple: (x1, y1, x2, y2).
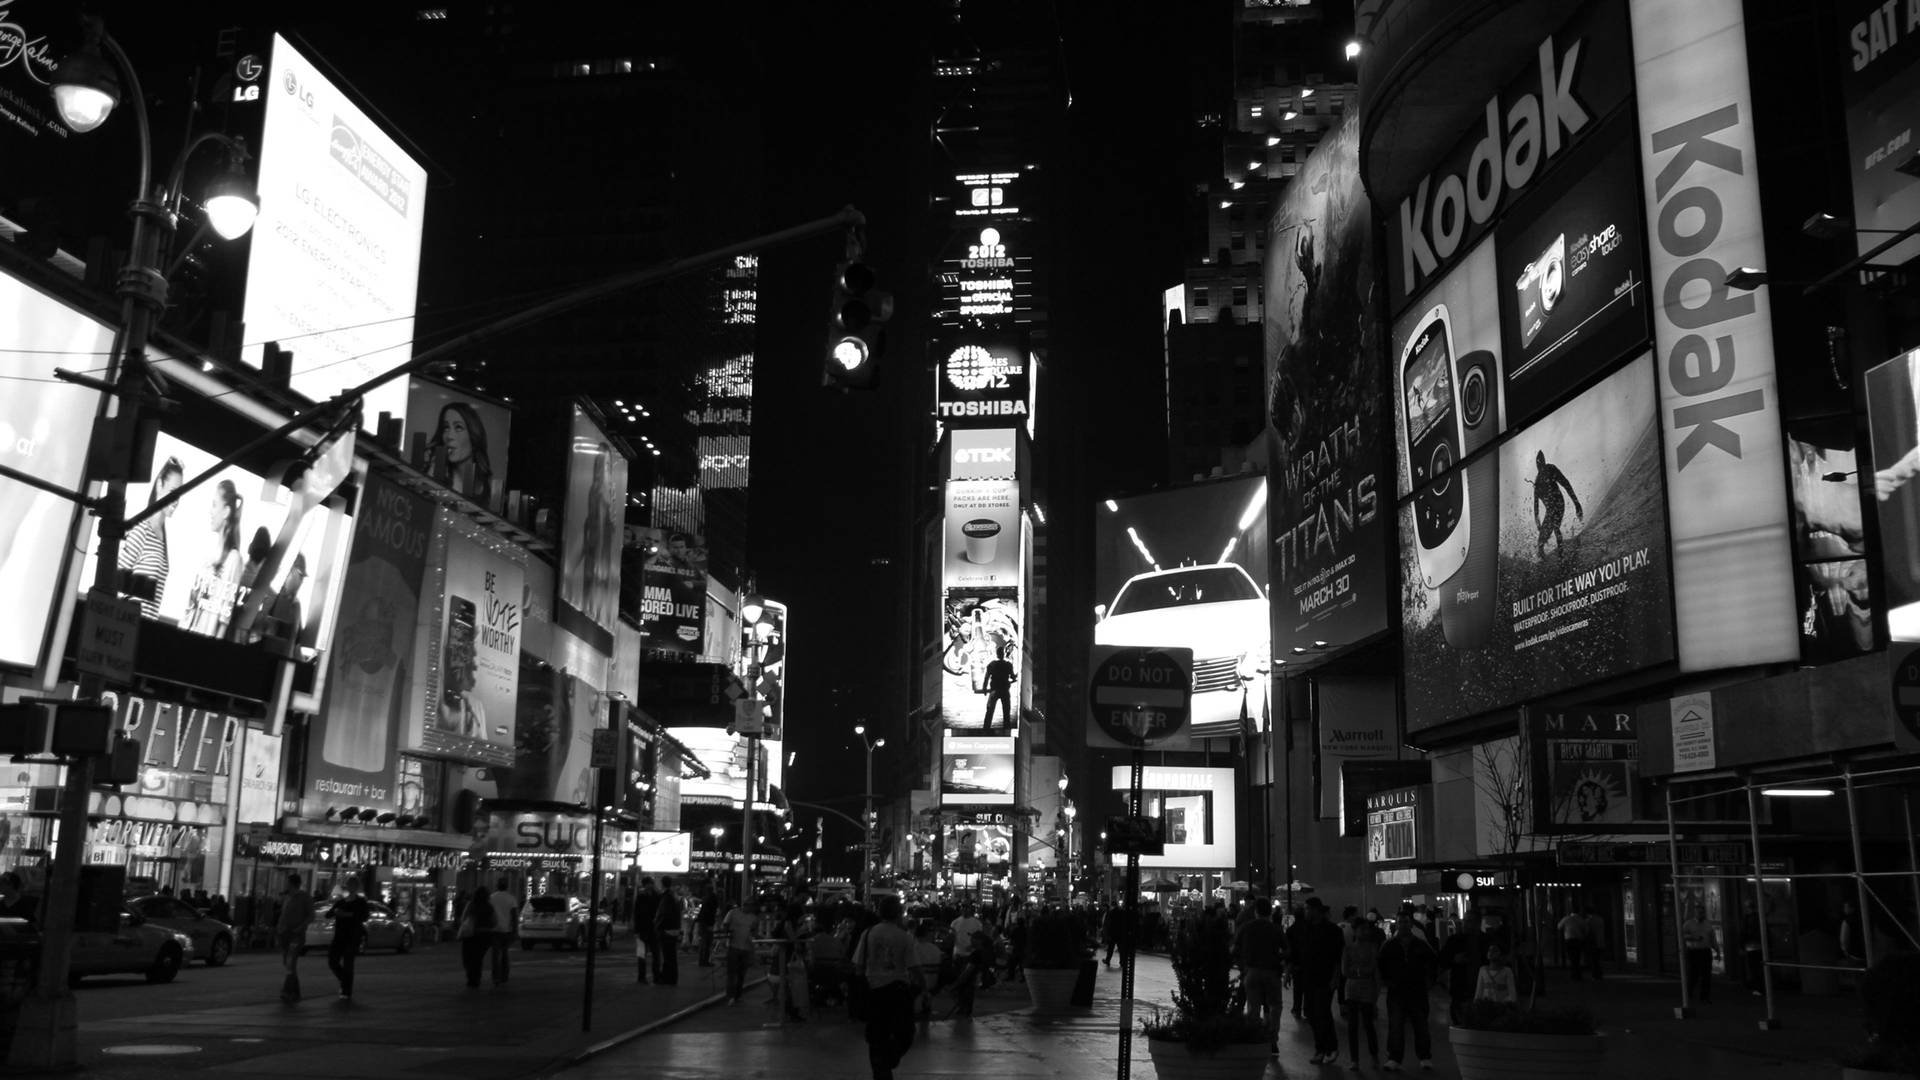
(283, 69, 316, 110)
(954, 447, 1012, 465)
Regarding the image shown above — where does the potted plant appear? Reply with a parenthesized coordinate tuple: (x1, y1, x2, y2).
(1140, 915, 1270, 1080)
(1023, 908, 1088, 1014)
(1839, 952, 1920, 1079)
(1449, 998, 1604, 1080)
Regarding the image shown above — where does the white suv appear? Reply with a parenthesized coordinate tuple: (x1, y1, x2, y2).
(1094, 563, 1271, 736)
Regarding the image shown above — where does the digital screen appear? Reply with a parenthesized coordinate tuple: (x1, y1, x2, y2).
(1094, 476, 1268, 739)
(943, 479, 1021, 591)
(935, 335, 1031, 425)
(404, 379, 511, 513)
(1105, 765, 1236, 870)
(1391, 240, 1506, 499)
(1785, 418, 1873, 661)
(558, 405, 628, 654)
(640, 526, 707, 661)
(940, 592, 1022, 731)
(244, 34, 426, 431)
(1866, 351, 1920, 640)
(1400, 354, 1677, 731)
(1403, 334, 1453, 448)
(940, 735, 1016, 806)
(408, 510, 523, 766)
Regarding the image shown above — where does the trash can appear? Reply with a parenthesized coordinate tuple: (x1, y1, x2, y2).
(0, 920, 43, 1059)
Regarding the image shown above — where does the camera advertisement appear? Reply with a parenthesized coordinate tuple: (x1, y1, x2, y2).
(1401, 355, 1676, 732)
(1264, 109, 1391, 658)
(1092, 476, 1269, 740)
(1495, 117, 1651, 428)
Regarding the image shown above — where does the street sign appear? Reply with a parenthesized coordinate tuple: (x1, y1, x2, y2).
(590, 728, 616, 769)
(1087, 645, 1193, 749)
(1890, 642, 1920, 750)
(733, 698, 764, 736)
(75, 589, 140, 684)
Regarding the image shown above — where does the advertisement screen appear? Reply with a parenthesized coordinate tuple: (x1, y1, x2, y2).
(305, 473, 433, 816)
(558, 405, 627, 654)
(1401, 355, 1676, 731)
(940, 223, 1032, 331)
(943, 479, 1021, 590)
(404, 378, 510, 513)
(1841, 0, 1920, 271)
(935, 336, 1031, 425)
(1391, 239, 1506, 499)
(1786, 418, 1874, 660)
(1105, 765, 1237, 870)
(949, 428, 1017, 481)
(674, 726, 765, 808)
(0, 274, 107, 669)
(1495, 117, 1651, 428)
(1092, 476, 1269, 740)
(410, 511, 522, 765)
(941, 591, 1021, 731)
(1265, 109, 1390, 657)
(244, 34, 426, 431)
(747, 600, 788, 742)
(81, 431, 353, 658)
(1867, 351, 1920, 639)
(640, 527, 707, 661)
(940, 735, 1017, 806)
(237, 728, 283, 825)
(630, 830, 692, 874)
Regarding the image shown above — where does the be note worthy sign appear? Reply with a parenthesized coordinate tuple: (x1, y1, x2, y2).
(1670, 692, 1715, 773)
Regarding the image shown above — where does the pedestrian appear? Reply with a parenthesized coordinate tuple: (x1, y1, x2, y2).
(1379, 913, 1439, 1072)
(1581, 906, 1606, 979)
(854, 895, 918, 1080)
(1438, 909, 1489, 1024)
(1681, 902, 1717, 1004)
(1341, 917, 1383, 1070)
(696, 888, 719, 966)
(210, 893, 231, 924)
(1232, 897, 1286, 1055)
(487, 878, 519, 986)
(653, 875, 683, 985)
(723, 896, 759, 1002)
(1739, 900, 1764, 996)
(911, 920, 944, 1021)
(1294, 896, 1346, 1065)
(631, 876, 660, 983)
(1474, 944, 1517, 1004)
(777, 902, 809, 1022)
(0, 871, 37, 924)
(328, 877, 371, 1001)
(458, 885, 496, 988)
(1285, 904, 1308, 1019)
(1838, 898, 1866, 963)
(948, 902, 985, 1017)
(1557, 905, 1588, 980)
(276, 872, 314, 1004)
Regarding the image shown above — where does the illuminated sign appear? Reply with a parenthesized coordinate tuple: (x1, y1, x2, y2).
(949, 428, 1018, 481)
(935, 336, 1031, 426)
(1105, 764, 1237, 870)
(1630, 0, 1797, 670)
(940, 220, 1032, 330)
(243, 34, 426, 431)
(1365, 787, 1419, 863)
(943, 480, 1021, 591)
(940, 734, 1017, 806)
(955, 172, 1023, 218)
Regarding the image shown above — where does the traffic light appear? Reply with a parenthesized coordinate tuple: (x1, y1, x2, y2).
(824, 258, 891, 390)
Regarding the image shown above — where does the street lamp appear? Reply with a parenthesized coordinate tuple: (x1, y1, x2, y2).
(10, 20, 258, 1072)
(857, 725, 885, 903)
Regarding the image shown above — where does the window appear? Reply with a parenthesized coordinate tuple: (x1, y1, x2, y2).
(1232, 286, 1249, 307)
(1194, 288, 1210, 308)
(1231, 232, 1246, 251)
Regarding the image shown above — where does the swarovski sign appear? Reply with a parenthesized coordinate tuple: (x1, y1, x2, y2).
(1630, 0, 1797, 670)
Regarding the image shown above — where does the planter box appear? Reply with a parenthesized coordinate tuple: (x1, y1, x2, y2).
(1025, 967, 1081, 1014)
(1449, 1026, 1605, 1080)
(1145, 1037, 1272, 1080)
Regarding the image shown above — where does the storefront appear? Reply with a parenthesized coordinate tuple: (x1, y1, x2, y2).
(472, 806, 624, 906)
(229, 830, 468, 935)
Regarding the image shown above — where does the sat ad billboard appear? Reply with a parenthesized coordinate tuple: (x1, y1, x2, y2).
(1265, 109, 1390, 659)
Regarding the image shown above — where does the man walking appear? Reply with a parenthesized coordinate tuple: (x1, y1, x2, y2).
(631, 876, 660, 983)
(1557, 906, 1588, 980)
(653, 875, 683, 985)
(1681, 902, 1717, 1004)
(1294, 897, 1346, 1065)
(276, 872, 313, 1004)
(723, 897, 759, 1003)
(488, 878, 519, 986)
(949, 902, 986, 1016)
(327, 878, 371, 1001)
(1233, 897, 1287, 1054)
(1379, 915, 1439, 1071)
(854, 896, 919, 1080)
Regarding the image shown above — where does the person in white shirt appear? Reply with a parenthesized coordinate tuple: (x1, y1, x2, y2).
(723, 900, 760, 1003)
(948, 903, 987, 1016)
(488, 879, 519, 985)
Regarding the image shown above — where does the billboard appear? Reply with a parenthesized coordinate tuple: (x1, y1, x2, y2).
(747, 600, 788, 742)
(629, 830, 692, 874)
(81, 431, 354, 658)
(1868, 351, 1920, 639)
(940, 591, 1021, 731)
(244, 34, 426, 431)
(949, 428, 1018, 481)
(939, 220, 1033, 331)
(674, 726, 767, 808)
(1105, 764, 1237, 870)
(1265, 109, 1390, 657)
(558, 405, 627, 655)
(1316, 677, 1399, 820)
(943, 479, 1021, 590)
(1365, 787, 1421, 863)
(410, 511, 522, 765)
(1529, 708, 1650, 832)
(940, 734, 1017, 806)
(640, 527, 707, 661)
(935, 336, 1031, 426)
(1841, 0, 1920, 271)
(1494, 117, 1650, 428)
(404, 378, 510, 513)
(304, 473, 433, 818)
(1092, 476, 1269, 740)
(236, 728, 283, 825)
(1785, 418, 1874, 660)
(1630, 0, 1798, 671)
(1400, 355, 1676, 731)
(0, 273, 107, 670)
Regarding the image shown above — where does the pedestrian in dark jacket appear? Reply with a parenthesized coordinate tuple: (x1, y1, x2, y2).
(1438, 911, 1490, 1024)
(1379, 915, 1440, 1068)
(1292, 897, 1346, 1064)
(632, 877, 661, 983)
(653, 876, 683, 985)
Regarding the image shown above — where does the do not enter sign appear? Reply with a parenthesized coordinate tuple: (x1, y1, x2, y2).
(1087, 645, 1193, 749)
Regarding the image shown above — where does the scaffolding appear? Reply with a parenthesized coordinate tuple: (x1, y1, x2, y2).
(1662, 755, 1920, 1028)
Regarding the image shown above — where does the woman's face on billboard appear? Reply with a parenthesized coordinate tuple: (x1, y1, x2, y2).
(440, 409, 472, 464)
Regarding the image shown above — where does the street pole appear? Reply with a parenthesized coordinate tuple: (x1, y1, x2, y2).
(1117, 748, 1144, 1080)
(583, 806, 603, 1031)
(863, 746, 875, 905)
(741, 734, 757, 905)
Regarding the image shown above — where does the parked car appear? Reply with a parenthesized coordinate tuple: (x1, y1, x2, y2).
(129, 894, 236, 967)
(68, 907, 194, 985)
(301, 899, 414, 954)
(519, 895, 613, 950)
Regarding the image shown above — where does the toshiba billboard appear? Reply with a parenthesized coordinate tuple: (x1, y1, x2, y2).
(935, 336, 1031, 426)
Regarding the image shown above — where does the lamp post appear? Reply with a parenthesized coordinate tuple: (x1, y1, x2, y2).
(9, 21, 259, 1072)
(1063, 801, 1077, 902)
(855, 724, 885, 904)
(738, 590, 769, 905)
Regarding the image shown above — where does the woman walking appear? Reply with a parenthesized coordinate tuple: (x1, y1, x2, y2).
(459, 885, 496, 988)
(1340, 917, 1384, 1070)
